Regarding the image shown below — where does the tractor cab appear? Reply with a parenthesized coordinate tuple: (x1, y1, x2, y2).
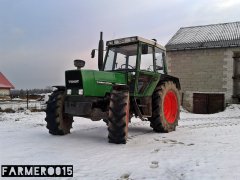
(103, 36, 167, 97)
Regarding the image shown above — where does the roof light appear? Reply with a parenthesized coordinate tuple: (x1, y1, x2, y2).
(107, 41, 114, 46)
(106, 36, 137, 46)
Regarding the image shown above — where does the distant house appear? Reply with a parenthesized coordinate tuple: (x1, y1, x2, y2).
(166, 21, 240, 113)
(0, 72, 15, 98)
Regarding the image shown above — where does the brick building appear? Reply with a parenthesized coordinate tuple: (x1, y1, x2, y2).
(166, 22, 240, 113)
(0, 72, 15, 98)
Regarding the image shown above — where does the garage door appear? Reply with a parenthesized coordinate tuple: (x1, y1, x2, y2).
(193, 93, 224, 114)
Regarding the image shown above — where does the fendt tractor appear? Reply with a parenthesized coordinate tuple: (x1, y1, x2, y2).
(45, 32, 181, 144)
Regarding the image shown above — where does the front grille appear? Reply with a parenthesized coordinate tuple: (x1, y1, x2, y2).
(65, 70, 83, 89)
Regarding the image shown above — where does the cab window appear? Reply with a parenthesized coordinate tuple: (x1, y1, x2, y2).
(155, 47, 164, 73)
(140, 44, 154, 71)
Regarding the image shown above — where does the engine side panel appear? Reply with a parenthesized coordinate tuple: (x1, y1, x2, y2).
(65, 70, 127, 97)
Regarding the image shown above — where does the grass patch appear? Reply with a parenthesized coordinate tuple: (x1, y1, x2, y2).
(30, 108, 45, 112)
(0, 108, 15, 113)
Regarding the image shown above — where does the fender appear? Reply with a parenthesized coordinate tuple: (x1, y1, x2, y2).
(158, 74, 181, 90)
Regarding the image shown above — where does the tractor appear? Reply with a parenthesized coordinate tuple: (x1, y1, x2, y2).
(45, 32, 181, 144)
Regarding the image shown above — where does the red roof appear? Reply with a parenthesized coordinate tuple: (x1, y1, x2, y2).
(0, 72, 15, 89)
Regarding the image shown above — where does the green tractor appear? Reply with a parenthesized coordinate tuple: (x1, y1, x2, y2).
(45, 32, 181, 144)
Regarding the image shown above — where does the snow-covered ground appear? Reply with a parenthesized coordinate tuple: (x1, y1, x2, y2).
(0, 105, 240, 180)
(0, 101, 45, 111)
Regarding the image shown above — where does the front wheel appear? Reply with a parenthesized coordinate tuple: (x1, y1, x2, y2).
(108, 86, 129, 144)
(149, 81, 180, 132)
(45, 90, 73, 135)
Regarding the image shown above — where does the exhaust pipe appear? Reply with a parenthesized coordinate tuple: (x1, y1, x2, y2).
(98, 32, 104, 70)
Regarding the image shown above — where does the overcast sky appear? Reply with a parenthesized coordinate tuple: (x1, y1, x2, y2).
(0, 0, 240, 89)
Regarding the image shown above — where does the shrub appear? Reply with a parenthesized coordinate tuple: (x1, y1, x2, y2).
(1, 108, 15, 113)
(30, 108, 45, 112)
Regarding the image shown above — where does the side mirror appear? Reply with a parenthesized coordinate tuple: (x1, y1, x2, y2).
(74, 59, 85, 69)
(142, 44, 148, 54)
(156, 66, 163, 70)
(91, 49, 95, 58)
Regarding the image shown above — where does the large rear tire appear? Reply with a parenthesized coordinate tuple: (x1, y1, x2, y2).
(108, 87, 129, 144)
(149, 81, 180, 132)
(45, 91, 73, 135)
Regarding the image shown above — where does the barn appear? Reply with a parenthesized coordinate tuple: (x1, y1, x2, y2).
(166, 21, 240, 114)
(0, 72, 15, 98)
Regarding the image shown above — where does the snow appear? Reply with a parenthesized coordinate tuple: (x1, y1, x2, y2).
(43, 93, 51, 103)
(11, 98, 24, 101)
(0, 101, 45, 111)
(0, 105, 240, 180)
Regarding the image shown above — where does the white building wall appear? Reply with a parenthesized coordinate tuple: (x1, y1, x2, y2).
(166, 47, 239, 112)
(0, 89, 10, 96)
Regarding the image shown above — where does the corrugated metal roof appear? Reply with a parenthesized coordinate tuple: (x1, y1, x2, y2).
(0, 72, 15, 89)
(166, 21, 240, 51)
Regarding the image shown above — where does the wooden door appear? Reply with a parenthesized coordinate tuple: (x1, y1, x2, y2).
(193, 93, 224, 114)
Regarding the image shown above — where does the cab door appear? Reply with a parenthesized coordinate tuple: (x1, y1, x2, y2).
(135, 43, 159, 97)
(134, 43, 160, 117)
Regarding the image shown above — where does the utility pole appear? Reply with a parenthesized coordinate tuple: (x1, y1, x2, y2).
(27, 90, 29, 110)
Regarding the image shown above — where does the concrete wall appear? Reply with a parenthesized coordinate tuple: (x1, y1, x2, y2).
(166, 47, 240, 112)
(0, 89, 10, 96)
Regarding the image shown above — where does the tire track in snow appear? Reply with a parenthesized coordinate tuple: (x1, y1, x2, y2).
(128, 121, 153, 139)
(179, 117, 240, 130)
(181, 116, 240, 122)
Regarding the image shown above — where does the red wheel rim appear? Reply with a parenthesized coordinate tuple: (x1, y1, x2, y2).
(163, 91, 178, 124)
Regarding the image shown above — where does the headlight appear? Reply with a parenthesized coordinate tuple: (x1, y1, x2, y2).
(67, 89, 72, 95)
(79, 89, 83, 95)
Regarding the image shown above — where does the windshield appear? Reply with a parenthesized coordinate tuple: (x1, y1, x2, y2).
(104, 44, 138, 71)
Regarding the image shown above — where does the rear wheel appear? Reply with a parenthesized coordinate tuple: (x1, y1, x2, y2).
(108, 86, 129, 144)
(149, 81, 180, 132)
(45, 90, 73, 135)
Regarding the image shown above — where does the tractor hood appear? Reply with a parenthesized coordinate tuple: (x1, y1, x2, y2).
(65, 69, 127, 97)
